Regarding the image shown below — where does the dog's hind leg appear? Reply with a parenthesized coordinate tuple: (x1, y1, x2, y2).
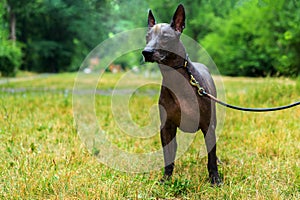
(160, 120, 177, 182)
(201, 115, 222, 186)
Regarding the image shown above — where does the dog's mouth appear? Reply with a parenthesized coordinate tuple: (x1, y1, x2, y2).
(142, 49, 168, 64)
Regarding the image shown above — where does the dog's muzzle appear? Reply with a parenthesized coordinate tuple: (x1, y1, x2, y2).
(142, 48, 155, 62)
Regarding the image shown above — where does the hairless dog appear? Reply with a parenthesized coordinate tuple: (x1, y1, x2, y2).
(142, 4, 221, 186)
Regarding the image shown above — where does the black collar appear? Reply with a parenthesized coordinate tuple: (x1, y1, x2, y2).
(171, 54, 189, 70)
(173, 61, 188, 70)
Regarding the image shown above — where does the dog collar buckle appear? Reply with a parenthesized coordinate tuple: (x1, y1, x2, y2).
(183, 60, 188, 68)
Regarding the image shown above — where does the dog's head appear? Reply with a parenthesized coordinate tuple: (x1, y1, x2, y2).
(142, 4, 186, 66)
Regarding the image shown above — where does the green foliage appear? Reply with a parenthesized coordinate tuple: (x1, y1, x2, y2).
(202, 0, 300, 76)
(5, 0, 114, 72)
(0, 41, 22, 77)
(1, 0, 300, 76)
(272, 0, 300, 76)
(0, 1, 22, 77)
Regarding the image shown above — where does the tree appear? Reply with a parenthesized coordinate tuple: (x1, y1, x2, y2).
(2, 0, 299, 76)
(272, 0, 300, 76)
(0, 0, 22, 77)
(7, 0, 113, 73)
(202, 0, 300, 76)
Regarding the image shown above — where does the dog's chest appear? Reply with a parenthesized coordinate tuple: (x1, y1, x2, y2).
(159, 85, 201, 132)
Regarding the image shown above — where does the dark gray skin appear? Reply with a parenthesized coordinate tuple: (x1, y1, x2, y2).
(142, 4, 221, 186)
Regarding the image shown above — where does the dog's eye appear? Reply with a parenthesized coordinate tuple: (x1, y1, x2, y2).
(146, 34, 151, 42)
(162, 33, 170, 39)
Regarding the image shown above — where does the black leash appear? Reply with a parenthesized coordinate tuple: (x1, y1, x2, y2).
(201, 90, 300, 112)
(180, 55, 300, 112)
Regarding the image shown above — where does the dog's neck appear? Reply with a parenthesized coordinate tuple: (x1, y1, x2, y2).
(158, 52, 190, 74)
(158, 55, 193, 90)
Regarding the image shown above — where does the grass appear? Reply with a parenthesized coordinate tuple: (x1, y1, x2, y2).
(0, 72, 299, 199)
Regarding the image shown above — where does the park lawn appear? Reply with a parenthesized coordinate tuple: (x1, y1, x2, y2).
(0, 72, 299, 199)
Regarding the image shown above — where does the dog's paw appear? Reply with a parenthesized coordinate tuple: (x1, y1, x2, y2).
(159, 174, 171, 184)
(210, 173, 223, 187)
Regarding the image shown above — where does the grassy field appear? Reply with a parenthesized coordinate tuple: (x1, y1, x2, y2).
(0, 72, 299, 199)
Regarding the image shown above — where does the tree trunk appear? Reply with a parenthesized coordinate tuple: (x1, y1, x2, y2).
(7, 4, 16, 41)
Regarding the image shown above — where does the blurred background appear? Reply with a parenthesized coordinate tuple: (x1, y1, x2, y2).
(0, 0, 299, 77)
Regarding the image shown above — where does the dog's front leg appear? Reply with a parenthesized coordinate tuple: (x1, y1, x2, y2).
(160, 121, 177, 182)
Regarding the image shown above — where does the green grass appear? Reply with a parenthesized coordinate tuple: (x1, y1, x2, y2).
(0, 72, 299, 199)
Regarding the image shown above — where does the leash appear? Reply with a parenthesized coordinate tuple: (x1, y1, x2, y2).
(180, 56, 300, 112)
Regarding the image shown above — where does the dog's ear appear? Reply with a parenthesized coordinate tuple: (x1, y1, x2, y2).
(170, 4, 185, 33)
(148, 10, 156, 29)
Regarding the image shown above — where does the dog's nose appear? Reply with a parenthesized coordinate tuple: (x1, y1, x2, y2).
(142, 49, 154, 62)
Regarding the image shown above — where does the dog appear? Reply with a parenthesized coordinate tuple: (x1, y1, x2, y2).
(142, 4, 221, 185)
